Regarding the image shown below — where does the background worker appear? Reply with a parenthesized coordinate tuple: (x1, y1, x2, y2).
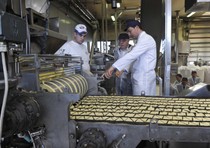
(176, 77, 190, 94)
(173, 74, 182, 86)
(188, 71, 202, 86)
(55, 24, 98, 95)
(104, 20, 157, 96)
(114, 33, 133, 95)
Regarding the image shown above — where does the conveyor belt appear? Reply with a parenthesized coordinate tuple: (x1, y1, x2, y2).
(70, 96, 210, 126)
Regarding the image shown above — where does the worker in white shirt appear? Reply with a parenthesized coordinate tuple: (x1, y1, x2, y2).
(188, 71, 202, 86)
(55, 24, 98, 95)
(104, 20, 157, 96)
(173, 74, 182, 86)
(176, 77, 190, 94)
(114, 33, 133, 95)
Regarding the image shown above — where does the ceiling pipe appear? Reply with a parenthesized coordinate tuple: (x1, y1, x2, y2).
(52, 0, 99, 28)
(68, 1, 94, 23)
(105, 2, 108, 53)
(101, 0, 105, 42)
(118, 7, 140, 11)
(71, 0, 98, 22)
(116, 7, 140, 19)
(114, 11, 118, 48)
(51, 0, 91, 25)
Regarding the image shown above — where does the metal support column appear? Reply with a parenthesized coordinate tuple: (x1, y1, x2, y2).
(101, 0, 105, 41)
(105, 3, 108, 53)
(90, 29, 98, 64)
(114, 11, 118, 48)
(164, 0, 172, 96)
(175, 11, 180, 64)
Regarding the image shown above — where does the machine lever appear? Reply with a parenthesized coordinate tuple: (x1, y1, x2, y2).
(108, 134, 126, 148)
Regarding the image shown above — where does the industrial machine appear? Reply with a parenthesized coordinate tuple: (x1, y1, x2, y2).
(69, 95, 210, 148)
(1, 1, 210, 148)
(0, 3, 88, 146)
(1, 53, 88, 147)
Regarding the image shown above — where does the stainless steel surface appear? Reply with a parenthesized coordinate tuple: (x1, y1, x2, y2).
(29, 92, 80, 148)
(179, 83, 210, 97)
(74, 121, 210, 148)
(90, 29, 98, 64)
(156, 75, 163, 96)
(174, 10, 180, 64)
(186, 0, 210, 13)
(164, 0, 172, 96)
(0, 79, 17, 90)
(25, 0, 50, 14)
(27, 9, 67, 54)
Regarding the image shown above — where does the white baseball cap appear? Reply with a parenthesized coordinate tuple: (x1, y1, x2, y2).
(75, 24, 87, 34)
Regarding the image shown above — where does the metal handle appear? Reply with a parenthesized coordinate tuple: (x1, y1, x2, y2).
(156, 75, 163, 96)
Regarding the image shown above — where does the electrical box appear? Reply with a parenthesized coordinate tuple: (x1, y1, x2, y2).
(0, 12, 26, 43)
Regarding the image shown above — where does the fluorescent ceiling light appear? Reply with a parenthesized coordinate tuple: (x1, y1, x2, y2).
(187, 12, 196, 17)
(117, 3, 120, 8)
(111, 15, 115, 21)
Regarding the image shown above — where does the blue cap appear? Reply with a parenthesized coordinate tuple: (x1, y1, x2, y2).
(118, 33, 129, 40)
(124, 20, 141, 31)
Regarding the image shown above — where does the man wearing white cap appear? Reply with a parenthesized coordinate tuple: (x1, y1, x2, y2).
(55, 24, 98, 95)
(55, 24, 90, 72)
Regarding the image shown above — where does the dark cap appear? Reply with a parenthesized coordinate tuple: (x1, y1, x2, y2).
(191, 71, 197, 74)
(118, 33, 129, 40)
(124, 20, 141, 31)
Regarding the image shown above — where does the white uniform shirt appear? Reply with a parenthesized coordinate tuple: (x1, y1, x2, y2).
(188, 77, 202, 86)
(116, 46, 132, 59)
(113, 31, 157, 96)
(114, 45, 133, 78)
(173, 80, 181, 87)
(176, 84, 190, 94)
(55, 40, 90, 71)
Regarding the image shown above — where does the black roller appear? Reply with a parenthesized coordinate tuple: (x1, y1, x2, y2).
(77, 128, 106, 148)
(3, 94, 40, 138)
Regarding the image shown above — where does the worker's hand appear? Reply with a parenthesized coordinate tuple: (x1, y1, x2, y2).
(102, 66, 115, 79)
(115, 70, 123, 77)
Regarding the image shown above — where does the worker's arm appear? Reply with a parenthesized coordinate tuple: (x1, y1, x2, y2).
(103, 66, 115, 79)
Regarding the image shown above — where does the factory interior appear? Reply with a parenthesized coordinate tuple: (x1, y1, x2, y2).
(1, 0, 210, 147)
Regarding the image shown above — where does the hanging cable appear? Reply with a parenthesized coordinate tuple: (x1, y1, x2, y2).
(0, 48, 9, 147)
